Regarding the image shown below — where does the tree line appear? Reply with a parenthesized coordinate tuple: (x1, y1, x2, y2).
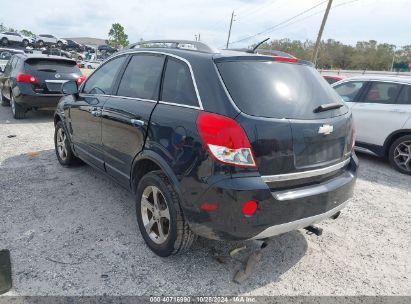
(257, 38, 411, 71)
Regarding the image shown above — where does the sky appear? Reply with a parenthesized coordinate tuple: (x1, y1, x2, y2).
(1, 0, 410, 48)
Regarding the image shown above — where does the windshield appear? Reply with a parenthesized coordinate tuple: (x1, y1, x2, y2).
(217, 60, 347, 119)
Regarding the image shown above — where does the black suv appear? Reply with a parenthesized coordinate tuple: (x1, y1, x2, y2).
(54, 40, 358, 257)
(0, 54, 86, 119)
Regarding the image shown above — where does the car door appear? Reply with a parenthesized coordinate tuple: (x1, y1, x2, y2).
(351, 81, 408, 146)
(67, 55, 127, 170)
(101, 53, 165, 187)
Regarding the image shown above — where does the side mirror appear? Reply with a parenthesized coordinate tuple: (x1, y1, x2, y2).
(61, 80, 79, 95)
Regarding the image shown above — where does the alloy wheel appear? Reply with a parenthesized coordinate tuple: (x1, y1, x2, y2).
(393, 140, 411, 172)
(140, 185, 170, 244)
(56, 128, 68, 161)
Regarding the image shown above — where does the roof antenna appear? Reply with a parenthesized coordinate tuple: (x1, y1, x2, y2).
(252, 38, 270, 53)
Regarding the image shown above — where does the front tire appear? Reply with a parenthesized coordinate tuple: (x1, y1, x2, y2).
(10, 94, 26, 119)
(389, 135, 411, 175)
(54, 121, 77, 166)
(136, 171, 196, 257)
(38, 40, 44, 47)
(1, 37, 8, 45)
(22, 39, 29, 47)
(57, 41, 63, 48)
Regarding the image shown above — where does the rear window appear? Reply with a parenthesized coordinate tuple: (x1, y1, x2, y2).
(217, 60, 346, 119)
(24, 59, 80, 73)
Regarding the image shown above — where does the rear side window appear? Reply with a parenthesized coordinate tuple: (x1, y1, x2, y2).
(83, 55, 126, 95)
(117, 54, 164, 100)
(334, 81, 365, 102)
(364, 82, 402, 104)
(217, 60, 346, 119)
(161, 58, 198, 107)
(397, 85, 411, 105)
(24, 59, 79, 73)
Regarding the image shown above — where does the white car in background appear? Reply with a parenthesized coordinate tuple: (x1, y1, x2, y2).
(35, 34, 67, 48)
(83, 60, 101, 69)
(0, 32, 33, 47)
(0, 48, 25, 72)
(332, 76, 411, 175)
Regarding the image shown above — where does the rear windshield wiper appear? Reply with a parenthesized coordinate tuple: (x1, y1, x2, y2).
(313, 103, 344, 113)
(37, 68, 57, 72)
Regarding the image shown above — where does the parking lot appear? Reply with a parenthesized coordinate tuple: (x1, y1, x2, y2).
(0, 106, 409, 296)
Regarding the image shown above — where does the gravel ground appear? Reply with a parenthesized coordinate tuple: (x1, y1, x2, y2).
(0, 106, 410, 296)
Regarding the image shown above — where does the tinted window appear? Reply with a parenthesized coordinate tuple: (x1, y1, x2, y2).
(334, 81, 365, 102)
(161, 58, 198, 107)
(83, 56, 126, 95)
(24, 59, 79, 73)
(397, 85, 411, 105)
(117, 55, 164, 100)
(324, 77, 340, 85)
(364, 82, 402, 104)
(217, 60, 346, 119)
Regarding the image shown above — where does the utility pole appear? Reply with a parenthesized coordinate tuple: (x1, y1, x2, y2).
(312, 0, 333, 65)
(226, 10, 235, 49)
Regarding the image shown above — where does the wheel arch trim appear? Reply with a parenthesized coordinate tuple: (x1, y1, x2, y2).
(383, 129, 411, 156)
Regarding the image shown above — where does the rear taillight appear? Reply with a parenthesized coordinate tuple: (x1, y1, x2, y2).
(77, 75, 87, 85)
(16, 73, 38, 84)
(272, 56, 299, 63)
(196, 111, 257, 168)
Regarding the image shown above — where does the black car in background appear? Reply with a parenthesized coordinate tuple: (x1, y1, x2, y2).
(0, 54, 86, 119)
(65, 39, 85, 52)
(98, 44, 118, 54)
(54, 40, 357, 257)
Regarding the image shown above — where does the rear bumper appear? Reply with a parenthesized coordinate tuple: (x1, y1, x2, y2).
(185, 154, 358, 241)
(14, 93, 63, 109)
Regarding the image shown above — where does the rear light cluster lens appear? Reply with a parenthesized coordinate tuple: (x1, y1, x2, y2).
(242, 200, 258, 216)
(196, 112, 257, 168)
(77, 75, 87, 85)
(16, 73, 38, 84)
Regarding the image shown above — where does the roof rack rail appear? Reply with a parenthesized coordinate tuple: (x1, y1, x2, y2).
(125, 40, 219, 53)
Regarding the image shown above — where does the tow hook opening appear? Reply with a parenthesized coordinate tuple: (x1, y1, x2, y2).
(304, 225, 323, 236)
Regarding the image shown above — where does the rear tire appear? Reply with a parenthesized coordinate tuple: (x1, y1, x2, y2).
(388, 135, 411, 175)
(136, 171, 196, 257)
(54, 121, 77, 166)
(38, 40, 44, 47)
(1, 37, 8, 45)
(57, 41, 63, 48)
(22, 39, 29, 47)
(10, 94, 26, 119)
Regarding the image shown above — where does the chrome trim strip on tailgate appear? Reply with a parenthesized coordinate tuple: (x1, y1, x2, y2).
(250, 199, 350, 240)
(261, 158, 351, 182)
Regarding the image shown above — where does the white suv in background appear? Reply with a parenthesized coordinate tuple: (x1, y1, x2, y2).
(333, 76, 411, 175)
(0, 32, 33, 47)
(35, 34, 67, 48)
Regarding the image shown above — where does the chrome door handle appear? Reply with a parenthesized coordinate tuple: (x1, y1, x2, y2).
(91, 110, 101, 117)
(131, 119, 144, 127)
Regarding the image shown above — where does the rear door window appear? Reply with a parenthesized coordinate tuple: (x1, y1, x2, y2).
(117, 54, 164, 100)
(333, 81, 366, 103)
(82, 55, 126, 95)
(161, 58, 198, 107)
(363, 82, 402, 104)
(217, 60, 346, 119)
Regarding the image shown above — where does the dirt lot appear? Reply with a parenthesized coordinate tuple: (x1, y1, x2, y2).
(0, 106, 410, 296)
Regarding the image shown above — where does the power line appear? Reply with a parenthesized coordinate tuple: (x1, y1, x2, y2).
(258, 0, 359, 37)
(230, 0, 328, 44)
(236, 0, 280, 23)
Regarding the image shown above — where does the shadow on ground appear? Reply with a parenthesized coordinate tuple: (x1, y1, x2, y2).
(0, 149, 308, 295)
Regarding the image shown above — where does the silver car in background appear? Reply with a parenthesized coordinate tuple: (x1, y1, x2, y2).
(332, 76, 411, 175)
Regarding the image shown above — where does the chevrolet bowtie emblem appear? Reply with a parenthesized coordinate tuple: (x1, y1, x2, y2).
(318, 124, 333, 135)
